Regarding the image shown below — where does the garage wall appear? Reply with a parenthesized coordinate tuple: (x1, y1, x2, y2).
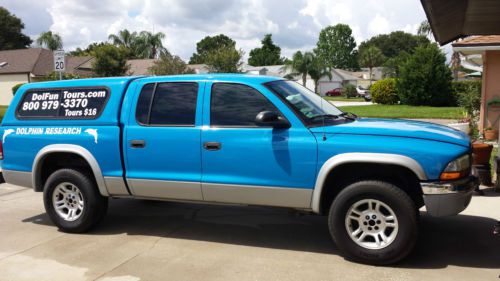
(0, 73, 29, 106)
(319, 81, 341, 95)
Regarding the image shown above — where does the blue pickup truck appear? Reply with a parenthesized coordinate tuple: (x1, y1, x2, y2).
(0, 74, 477, 264)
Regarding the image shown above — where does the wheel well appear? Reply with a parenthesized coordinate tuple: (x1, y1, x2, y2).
(35, 152, 96, 191)
(319, 163, 423, 214)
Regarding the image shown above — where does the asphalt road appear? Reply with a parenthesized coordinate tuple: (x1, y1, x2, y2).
(0, 183, 499, 281)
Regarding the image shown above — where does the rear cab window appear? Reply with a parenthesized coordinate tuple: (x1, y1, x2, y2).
(16, 87, 109, 119)
(135, 82, 198, 126)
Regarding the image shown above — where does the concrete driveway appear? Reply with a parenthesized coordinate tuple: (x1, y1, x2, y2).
(0, 183, 499, 281)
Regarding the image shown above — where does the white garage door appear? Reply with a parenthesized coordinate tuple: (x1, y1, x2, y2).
(319, 81, 341, 96)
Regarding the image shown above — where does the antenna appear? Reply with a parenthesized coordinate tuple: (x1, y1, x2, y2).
(320, 82, 326, 141)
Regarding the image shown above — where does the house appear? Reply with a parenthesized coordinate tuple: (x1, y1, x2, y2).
(0, 48, 93, 105)
(243, 64, 360, 94)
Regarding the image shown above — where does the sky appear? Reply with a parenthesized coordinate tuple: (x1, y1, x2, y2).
(2, 0, 431, 61)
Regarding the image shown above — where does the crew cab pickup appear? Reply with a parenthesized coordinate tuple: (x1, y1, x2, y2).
(0, 75, 478, 264)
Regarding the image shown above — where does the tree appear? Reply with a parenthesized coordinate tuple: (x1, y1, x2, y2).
(149, 53, 195, 75)
(307, 54, 332, 94)
(417, 20, 433, 38)
(358, 46, 385, 85)
(205, 46, 243, 73)
(248, 34, 284, 66)
(316, 24, 358, 69)
(68, 42, 107, 56)
(108, 29, 138, 49)
(133, 31, 167, 59)
(189, 34, 236, 64)
(358, 31, 430, 60)
(0, 7, 32, 50)
(284, 51, 314, 86)
(92, 44, 130, 77)
(36, 31, 63, 51)
(397, 43, 453, 106)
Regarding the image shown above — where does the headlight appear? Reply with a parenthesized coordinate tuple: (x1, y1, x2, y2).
(440, 155, 471, 180)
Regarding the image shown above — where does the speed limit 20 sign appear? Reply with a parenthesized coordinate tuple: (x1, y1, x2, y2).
(53, 50, 65, 72)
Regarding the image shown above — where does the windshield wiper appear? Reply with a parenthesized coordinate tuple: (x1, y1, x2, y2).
(309, 114, 340, 122)
(339, 112, 358, 120)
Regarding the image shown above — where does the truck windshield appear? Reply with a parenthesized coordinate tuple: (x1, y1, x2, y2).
(264, 80, 345, 126)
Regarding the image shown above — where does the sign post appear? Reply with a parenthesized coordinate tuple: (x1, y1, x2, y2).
(53, 50, 65, 80)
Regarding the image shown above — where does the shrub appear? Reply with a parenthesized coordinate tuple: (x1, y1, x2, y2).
(342, 84, 357, 98)
(397, 43, 453, 106)
(451, 80, 481, 106)
(12, 83, 25, 95)
(370, 78, 399, 104)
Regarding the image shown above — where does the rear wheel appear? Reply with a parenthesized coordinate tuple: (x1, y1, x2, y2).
(43, 169, 108, 233)
(328, 180, 418, 264)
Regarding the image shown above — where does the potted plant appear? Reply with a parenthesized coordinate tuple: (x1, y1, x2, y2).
(484, 126, 499, 141)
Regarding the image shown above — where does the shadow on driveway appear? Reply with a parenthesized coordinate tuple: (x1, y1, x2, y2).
(23, 198, 500, 269)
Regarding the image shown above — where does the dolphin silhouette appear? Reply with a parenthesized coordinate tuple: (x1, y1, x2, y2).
(2, 129, 14, 143)
(84, 129, 98, 144)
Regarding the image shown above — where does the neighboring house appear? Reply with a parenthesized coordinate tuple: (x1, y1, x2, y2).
(0, 48, 93, 106)
(317, 69, 360, 95)
(243, 64, 360, 94)
(128, 59, 155, 75)
(347, 67, 384, 88)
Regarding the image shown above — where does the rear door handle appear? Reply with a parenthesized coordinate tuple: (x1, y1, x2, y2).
(203, 141, 221, 151)
(130, 140, 146, 148)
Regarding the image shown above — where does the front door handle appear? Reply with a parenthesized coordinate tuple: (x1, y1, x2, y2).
(131, 140, 146, 148)
(203, 141, 221, 151)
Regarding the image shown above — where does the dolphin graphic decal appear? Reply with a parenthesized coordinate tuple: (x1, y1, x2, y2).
(2, 129, 15, 143)
(84, 129, 98, 144)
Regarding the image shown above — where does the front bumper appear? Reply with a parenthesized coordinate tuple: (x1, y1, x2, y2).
(421, 176, 479, 217)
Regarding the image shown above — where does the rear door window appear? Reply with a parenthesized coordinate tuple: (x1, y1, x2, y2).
(17, 87, 109, 119)
(136, 82, 198, 126)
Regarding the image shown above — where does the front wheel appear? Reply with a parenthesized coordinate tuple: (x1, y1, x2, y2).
(43, 169, 108, 233)
(328, 180, 418, 265)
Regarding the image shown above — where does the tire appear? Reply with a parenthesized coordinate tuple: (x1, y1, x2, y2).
(328, 180, 417, 265)
(43, 169, 108, 233)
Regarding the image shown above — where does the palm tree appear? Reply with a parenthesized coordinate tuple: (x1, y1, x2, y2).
(359, 46, 385, 86)
(451, 50, 462, 81)
(283, 51, 314, 86)
(417, 20, 433, 37)
(308, 54, 332, 94)
(108, 29, 138, 49)
(134, 31, 167, 59)
(36, 31, 63, 51)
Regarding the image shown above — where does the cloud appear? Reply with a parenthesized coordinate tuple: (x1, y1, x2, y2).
(2, 0, 429, 61)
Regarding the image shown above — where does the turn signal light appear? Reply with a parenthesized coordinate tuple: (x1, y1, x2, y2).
(439, 171, 467, 181)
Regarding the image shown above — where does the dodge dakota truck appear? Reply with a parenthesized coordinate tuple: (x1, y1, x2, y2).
(0, 74, 478, 264)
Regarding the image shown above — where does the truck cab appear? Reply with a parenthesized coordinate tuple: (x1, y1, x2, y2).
(0, 74, 478, 264)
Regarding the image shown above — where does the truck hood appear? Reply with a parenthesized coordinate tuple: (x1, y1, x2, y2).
(309, 118, 470, 147)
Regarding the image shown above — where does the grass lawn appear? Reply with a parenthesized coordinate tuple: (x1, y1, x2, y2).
(338, 105, 463, 119)
(324, 96, 365, 102)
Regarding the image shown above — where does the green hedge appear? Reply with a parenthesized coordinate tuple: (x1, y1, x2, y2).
(370, 78, 399, 105)
(342, 84, 357, 98)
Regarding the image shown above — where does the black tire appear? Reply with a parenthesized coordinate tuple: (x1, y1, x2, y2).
(43, 169, 108, 233)
(328, 180, 417, 265)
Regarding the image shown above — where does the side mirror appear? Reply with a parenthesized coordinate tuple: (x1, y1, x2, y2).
(255, 111, 290, 129)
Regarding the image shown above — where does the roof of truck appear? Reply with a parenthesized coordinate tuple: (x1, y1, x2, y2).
(21, 74, 283, 90)
(136, 73, 284, 84)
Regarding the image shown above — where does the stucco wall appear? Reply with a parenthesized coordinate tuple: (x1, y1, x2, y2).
(480, 51, 500, 131)
(0, 73, 29, 106)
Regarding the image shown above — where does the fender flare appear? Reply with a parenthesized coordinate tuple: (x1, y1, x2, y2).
(32, 144, 109, 196)
(311, 153, 427, 213)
